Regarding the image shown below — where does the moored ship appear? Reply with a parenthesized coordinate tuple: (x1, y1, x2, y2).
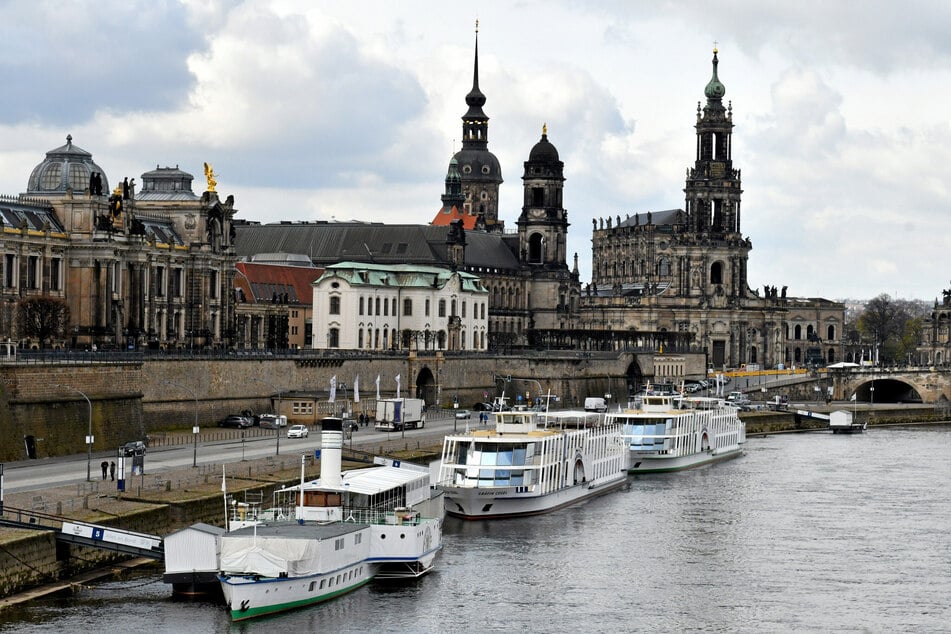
(436, 409, 628, 519)
(608, 394, 746, 473)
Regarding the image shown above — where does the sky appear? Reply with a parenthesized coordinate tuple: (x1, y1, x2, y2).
(0, 0, 949, 302)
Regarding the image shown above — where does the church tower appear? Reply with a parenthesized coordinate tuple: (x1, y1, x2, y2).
(452, 22, 503, 232)
(682, 47, 749, 298)
(517, 125, 568, 268)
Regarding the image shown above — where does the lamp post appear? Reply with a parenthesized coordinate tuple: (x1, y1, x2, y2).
(56, 384, 92, 482)
(164, 381, 199, 467)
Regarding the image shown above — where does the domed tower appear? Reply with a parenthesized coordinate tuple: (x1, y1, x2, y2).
(517, 124, 568, 267)
(27, 134, 109, 197)
(683, 48, 750, 297)
(452, 22, 503, 232)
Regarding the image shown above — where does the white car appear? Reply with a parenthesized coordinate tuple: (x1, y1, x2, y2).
(286, 424, 309, 439)
(455, 409, 471, 419)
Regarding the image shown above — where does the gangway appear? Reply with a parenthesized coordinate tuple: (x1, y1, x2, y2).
(0, 506, 164, 560)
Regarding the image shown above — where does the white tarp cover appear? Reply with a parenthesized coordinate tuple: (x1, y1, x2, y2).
(219, 535, 323, 577)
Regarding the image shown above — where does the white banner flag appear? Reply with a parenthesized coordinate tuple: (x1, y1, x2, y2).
(353, 375, 360, 403)
(329, 375, 337, 403)
(395, 374, 401, 399)
(375, 375, 381, 400)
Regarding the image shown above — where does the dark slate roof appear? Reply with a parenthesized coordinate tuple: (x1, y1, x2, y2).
(617, 209, 684, 228)
(0, 196, 63, 232)
(234, 221, 521, 272)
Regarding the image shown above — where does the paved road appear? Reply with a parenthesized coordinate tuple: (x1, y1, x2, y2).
(2, 412, 468, 495)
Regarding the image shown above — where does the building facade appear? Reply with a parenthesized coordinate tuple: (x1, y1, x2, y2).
(311, 262, 488, 351)
(574, 50, 844, 370)
(0, 136, 238, 349)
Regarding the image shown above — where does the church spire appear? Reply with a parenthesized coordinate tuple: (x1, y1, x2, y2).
(462, 20, 488, 149)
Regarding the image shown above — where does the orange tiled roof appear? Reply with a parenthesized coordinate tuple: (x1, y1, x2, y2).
(234, 262, 323, 305)
(430, 205, 477, 230)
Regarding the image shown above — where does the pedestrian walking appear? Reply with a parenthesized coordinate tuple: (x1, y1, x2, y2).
(109, 461, 116, 481)
(100, 460, 108, 480)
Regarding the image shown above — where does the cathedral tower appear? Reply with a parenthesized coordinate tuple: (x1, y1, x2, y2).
(517, 125, 568, 267)
(452, 22, 503, 232)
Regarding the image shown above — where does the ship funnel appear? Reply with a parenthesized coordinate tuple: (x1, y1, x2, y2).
(320, 417, 343, 487)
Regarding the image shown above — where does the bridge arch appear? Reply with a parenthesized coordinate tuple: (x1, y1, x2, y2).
(851, 378, 923, 403)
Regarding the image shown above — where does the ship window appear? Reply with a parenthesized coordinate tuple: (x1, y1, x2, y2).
(335, 537, 344, 551)
(309, 581, 317, 592)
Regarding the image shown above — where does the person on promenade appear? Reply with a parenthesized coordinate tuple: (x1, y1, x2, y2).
(100, 461, 108, 480)
(109, 462, 116, 481)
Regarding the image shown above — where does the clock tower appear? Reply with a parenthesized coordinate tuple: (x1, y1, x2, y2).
(517, 125, 568, 268)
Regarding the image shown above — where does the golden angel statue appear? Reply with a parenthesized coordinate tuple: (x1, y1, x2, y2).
(203, 162, 217, 192)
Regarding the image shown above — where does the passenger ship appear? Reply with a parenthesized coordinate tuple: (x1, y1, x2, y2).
(436, 409, 628, 519)
(608, 394, 746, 473)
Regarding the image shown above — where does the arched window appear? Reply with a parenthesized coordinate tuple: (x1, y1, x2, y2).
(827, 324, 836, 341)
(328, 328, 339, 348)
(794, 325, 802, 340)
(528, 233, 544, 263)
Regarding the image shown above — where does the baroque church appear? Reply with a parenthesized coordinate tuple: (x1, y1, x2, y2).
(571, 49, 845, 371)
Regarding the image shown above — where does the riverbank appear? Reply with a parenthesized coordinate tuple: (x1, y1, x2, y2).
(0, 403, 944, 604)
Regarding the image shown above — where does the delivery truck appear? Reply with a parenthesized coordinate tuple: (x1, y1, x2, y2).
(374, 398, 426, 431)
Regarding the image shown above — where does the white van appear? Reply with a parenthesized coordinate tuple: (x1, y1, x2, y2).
(584, 397, 607, 413)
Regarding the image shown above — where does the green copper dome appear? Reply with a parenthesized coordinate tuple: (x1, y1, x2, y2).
(704, 49, 726, 100)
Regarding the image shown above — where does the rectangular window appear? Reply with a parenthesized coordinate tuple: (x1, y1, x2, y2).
(359, 297, 364, 316)
(375, 297, 380, 315)
(329, 296, 340, 315)
(209, 269, 219, 299)
(438, 299, 446, 318)
(462, 301, 466, 318)
(292, 401, 314, 415)
(355, 533, 362, 545)
(27, 255, 38, 289)
(155, 266, 165, 297)
(403, 298, 412, 316)
(425, 298, 430, 317)
(335, 537, 345, 551)
(50, 258, 61, 291)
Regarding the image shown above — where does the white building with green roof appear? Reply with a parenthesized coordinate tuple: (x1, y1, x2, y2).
(312, 262, 488, 351)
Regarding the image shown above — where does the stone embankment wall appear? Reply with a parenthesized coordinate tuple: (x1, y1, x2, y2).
(1, 351, 687, 461)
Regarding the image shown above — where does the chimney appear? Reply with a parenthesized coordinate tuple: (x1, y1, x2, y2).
(319, 417, 343, 487)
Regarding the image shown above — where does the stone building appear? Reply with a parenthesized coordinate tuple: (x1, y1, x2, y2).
(311, 262, 488, 351)
(571, 49, 844, 370)
(233, 256, 322, 349)
(918, 287, 951, 366)
(0, 136, 238, 349)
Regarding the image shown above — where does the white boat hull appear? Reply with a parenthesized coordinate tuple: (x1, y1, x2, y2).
(442, 475, 626, 519)
(221, 563, 375, 621)
(627, 446, 744, 473)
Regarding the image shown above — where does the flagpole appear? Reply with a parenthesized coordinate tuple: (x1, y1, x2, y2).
(222, 465, 229, 531)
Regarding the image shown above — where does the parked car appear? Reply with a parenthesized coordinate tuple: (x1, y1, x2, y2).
(287, 424, 309, 439)
(455, 409, 471, 419)
(258, 414, 287, 429)
(121, 440, 146, 457)
(218, 414, 253, 429)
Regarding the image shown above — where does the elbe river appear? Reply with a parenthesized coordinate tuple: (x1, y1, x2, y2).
(2, 426, 949, 633)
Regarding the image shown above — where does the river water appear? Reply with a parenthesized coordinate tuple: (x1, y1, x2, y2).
(2, 426, 950, 633)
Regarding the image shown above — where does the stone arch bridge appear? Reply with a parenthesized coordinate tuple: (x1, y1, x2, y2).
(830, 368, 951, 403)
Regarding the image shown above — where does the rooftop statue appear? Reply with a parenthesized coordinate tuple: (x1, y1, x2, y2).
(203, 162, 217, 192)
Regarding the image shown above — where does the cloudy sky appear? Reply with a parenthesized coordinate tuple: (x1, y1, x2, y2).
(1, 1, 948, 302)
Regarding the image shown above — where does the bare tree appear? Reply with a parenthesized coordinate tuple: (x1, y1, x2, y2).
(857, 294, 927, 365)
(17, 296, 70, 348)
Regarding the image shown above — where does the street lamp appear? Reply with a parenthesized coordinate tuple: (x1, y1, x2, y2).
(55, 384, 92, 482)
(165, 381, 199, 467)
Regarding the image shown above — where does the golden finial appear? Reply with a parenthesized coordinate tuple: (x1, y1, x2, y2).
(713, 40, 718, 54)
(475, 19, 479, 34)
(542, 122, 547, 136)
